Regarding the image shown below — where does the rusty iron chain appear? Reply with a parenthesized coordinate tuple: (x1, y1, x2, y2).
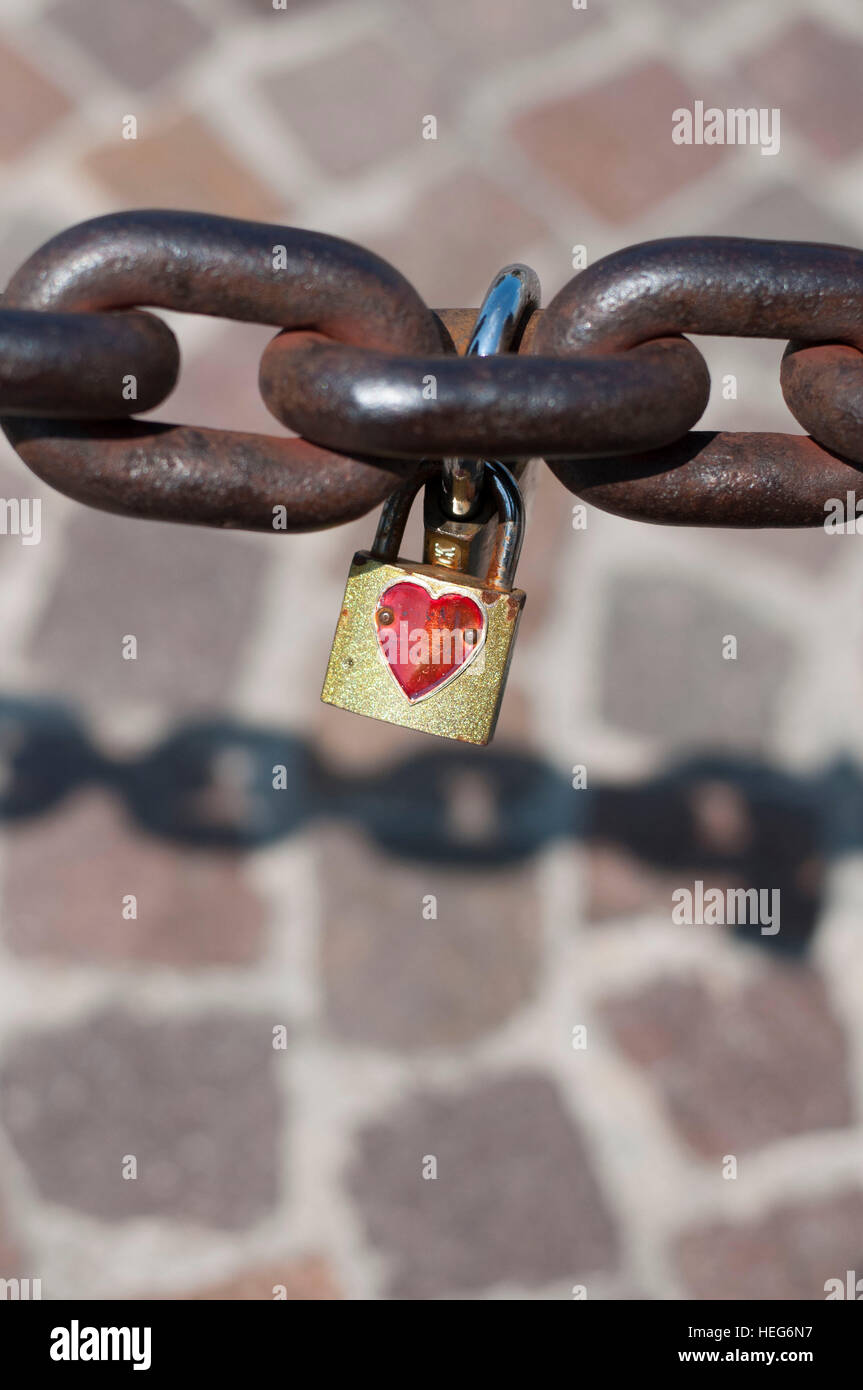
(1, 210, 862, 530)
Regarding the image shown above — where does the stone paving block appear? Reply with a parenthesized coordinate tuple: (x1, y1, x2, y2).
(319, 827, 542, 1050)
(143, 1255, 341, 1299)
(519, 466, 581, 631)
(259, 38, 441, 177)
(598, 574, 793, 751)
(0, 451, 53, 578)
(717, 528, 843, 578)
(584, 843, 681, 921)
(48, 0, 211, 91)
(82, 112, 286, 221)
(348, 1072, 619, 1298)
(511, 61, 725, 223)
(3, 790, 267, 966)
(708, 184, 861, 247)
(230, 0, 316, 13)
(370, 169, 550, 308)
(419, 0, 601, 67)
(0, 1011, 282, 1229)
(0, 1186, 24, 1283)
(28, 508, 267, 708)
(655, 0, 734, 12)
(676, 1190, 863, 1300)
(601, 969, 852, 1157)
(0, 216, 61, 290)
(742, 20, 863, 162)
(157, 321, 284, 436)
(0, 41, 73, 163)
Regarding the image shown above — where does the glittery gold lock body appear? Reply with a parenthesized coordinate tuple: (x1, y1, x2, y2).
(321, 462, 525, 745)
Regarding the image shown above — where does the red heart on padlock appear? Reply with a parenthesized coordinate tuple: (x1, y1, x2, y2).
(374, 580, 486, 700)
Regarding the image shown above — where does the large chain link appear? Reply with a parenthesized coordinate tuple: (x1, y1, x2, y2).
(1, 211, 861, 530)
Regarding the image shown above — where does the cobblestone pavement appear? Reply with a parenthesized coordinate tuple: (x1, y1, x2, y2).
(1, 0, 863, 1301)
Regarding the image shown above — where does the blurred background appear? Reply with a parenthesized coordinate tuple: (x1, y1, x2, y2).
(1, 0, 863, 1301)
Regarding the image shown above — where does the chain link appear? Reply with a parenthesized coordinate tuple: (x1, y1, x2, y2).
(1, 211, 861, 530)
(1, 210, 442, 531)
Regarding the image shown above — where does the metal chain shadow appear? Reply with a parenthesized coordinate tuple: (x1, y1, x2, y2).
(0, 695, 850, 958)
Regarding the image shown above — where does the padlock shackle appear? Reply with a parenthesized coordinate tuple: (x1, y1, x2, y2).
(371, 460, 524, 592)
(482, 460, 524, 591)
(442, 263, 541, 522)
(371, 472, 427, 565)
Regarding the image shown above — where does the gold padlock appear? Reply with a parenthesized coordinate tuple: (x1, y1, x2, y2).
(321, 461, 525, 745)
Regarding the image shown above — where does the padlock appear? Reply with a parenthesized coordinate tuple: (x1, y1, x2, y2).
(321, 461, 525, 745)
